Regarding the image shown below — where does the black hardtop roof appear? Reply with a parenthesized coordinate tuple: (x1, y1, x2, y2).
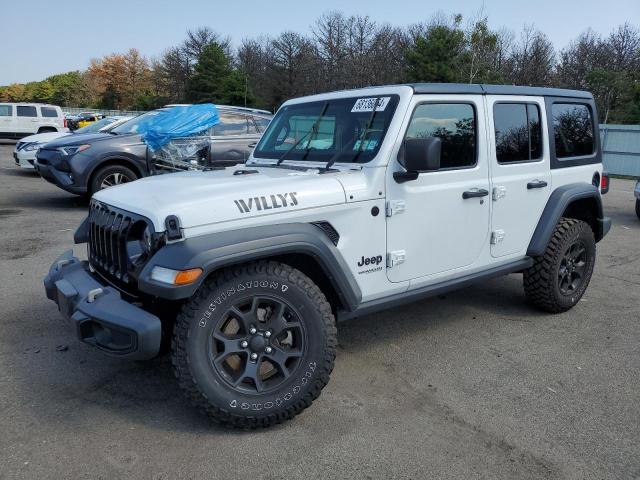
(408, 83, 592, 99)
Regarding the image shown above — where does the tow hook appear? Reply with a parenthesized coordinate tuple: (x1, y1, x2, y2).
(87, 288, 104, 303)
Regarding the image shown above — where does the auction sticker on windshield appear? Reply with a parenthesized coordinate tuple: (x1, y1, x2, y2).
(351, 97, 391, 113)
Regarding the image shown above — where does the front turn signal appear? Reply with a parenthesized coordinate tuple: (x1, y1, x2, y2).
(174, 268, 203, 285)
(150, 266, 203, 286)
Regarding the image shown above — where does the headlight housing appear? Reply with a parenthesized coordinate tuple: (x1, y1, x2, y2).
(57, 144, 91, 156)
(23, 143, 40, 151)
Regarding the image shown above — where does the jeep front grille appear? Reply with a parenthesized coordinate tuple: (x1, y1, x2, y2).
(88, 201, 155, 286)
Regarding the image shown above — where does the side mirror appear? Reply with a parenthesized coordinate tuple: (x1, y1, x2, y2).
(394, 137, 441, 183)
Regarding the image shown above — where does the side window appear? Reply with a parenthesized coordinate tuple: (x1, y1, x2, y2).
(494, 103, 542, 163)
(552, 103, 594, 158)
(248, 116, 260, 134)
(404, 103, 476, 169)
(254, 116, 271, 133)
(0, 105, 12, 116)
(214, 114, 249, 136)
(41, 107, 59, 118)
(17, 106, 37, 117)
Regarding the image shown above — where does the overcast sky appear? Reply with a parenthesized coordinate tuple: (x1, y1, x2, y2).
(2, 0, 639, 85)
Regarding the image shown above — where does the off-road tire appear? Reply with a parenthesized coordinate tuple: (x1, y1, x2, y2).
(524, 217, 596, 313)
(171, 261, 337, 429)
(90, 164, 138, 195)
(635, 199, 640, 220)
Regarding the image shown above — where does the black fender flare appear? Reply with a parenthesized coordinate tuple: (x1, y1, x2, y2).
(137, 223, 362, 311)
(527, 182, 609, 257)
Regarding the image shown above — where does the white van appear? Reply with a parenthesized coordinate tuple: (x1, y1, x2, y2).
(0, 103, 68, 139)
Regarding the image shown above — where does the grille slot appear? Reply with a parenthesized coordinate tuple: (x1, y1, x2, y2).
(88, 201, 153, 285)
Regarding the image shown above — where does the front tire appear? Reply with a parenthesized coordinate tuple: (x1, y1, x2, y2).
(172, 261, 337, 429)
(524, 218, 596, 313)
(90, 164, 138, 194)
(635, 199, 640, 220)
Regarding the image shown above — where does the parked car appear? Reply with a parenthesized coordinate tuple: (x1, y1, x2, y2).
(43, 83, 610, 428)
(68, 112, 103, 131)
(0, 103, 67, 139)
(14, 116, 132, 169)
(35, 105, 272, 195)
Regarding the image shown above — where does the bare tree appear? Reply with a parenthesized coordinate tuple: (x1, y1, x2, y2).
(183, 27, 231, 64)
(504, 26, 555, 86)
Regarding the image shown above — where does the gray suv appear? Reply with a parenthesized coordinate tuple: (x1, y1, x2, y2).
(35, 105, 272, 196)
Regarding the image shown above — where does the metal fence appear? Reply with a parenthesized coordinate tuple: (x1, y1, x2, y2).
(62, 107, 147, 117)
(600, 124, 640, 177)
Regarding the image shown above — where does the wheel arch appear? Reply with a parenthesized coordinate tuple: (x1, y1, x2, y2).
(527, 182, 608, 257)
(138, 223, 362, 313)
(87, 157, 144, 192)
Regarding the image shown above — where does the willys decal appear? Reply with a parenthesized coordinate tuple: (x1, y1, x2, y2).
(234, 192, 298, 214)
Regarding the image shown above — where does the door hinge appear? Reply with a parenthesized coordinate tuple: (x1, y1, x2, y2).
(491, 229, 506, 245)
(386, 200, 406, 217)
(387, 250, 406, 268)
(492, 186, 507, 201)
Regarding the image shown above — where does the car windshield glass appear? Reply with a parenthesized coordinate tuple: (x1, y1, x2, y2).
(75, 117, 116, 134)
(111, 109, 169, 134)
(253, 95, 399, 163)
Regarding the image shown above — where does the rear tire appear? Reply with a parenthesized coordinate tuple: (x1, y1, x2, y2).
(172, 261, 337, 429)
(523, 218, 596, 313)
(90, 164, 138, 194)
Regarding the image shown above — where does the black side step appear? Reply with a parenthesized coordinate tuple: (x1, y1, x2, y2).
(337, 258, 533, 322)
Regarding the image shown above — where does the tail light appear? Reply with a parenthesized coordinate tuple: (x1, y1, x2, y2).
(600, 171, 610, 194)
(63, 118, 67, 128)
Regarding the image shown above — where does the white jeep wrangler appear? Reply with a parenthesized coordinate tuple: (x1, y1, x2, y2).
(44, 84, 611, 428)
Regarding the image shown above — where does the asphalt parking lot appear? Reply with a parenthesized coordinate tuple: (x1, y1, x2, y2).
(0, 142, 638, 480)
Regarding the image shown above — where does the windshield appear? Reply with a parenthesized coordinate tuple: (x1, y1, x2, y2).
(111, 109, 171, 135)
(75, 117, 118, 134)
(253, 95, 399, 164)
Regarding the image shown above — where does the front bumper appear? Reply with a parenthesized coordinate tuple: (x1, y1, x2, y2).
(34, 155, 87, 195)
(44, 250, 162, 360)
(14, 150, 36, 169)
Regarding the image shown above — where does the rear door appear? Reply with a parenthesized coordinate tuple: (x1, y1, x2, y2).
(487, 96, 551, 257)
(209, 113, 255, 165)
(16, 105, 39, 134)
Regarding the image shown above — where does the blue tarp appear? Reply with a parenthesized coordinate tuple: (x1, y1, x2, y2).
(139, 104, 220, 152)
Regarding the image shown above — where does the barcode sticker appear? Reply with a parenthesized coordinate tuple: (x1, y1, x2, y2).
(351, 97, 391, 113)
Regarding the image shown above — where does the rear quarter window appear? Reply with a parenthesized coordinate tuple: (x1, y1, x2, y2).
(552, 103, 594, 159)
(41, 107, 59, 118)
(0, 105, 12, 116)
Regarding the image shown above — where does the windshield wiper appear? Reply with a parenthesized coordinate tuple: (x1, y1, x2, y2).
(276, 102, 329, 166)
(324, 97, 380, 171)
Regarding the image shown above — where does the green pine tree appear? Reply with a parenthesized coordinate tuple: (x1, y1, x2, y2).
(405, 25, 466, 83)
(186, 43, 233, 103)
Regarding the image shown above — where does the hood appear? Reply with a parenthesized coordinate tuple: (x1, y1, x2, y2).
(43, 132, 140, 148)
(92, 166, 348, 232)
(19, 131, 70, 144)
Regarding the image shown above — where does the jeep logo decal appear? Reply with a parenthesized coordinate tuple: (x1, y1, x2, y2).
(234, 192, 298, 214)
(357, 255, 383, 267)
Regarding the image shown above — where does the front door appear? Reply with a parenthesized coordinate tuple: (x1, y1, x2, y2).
(487, 96, 551, 257)
(386, 96, 491, 283)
